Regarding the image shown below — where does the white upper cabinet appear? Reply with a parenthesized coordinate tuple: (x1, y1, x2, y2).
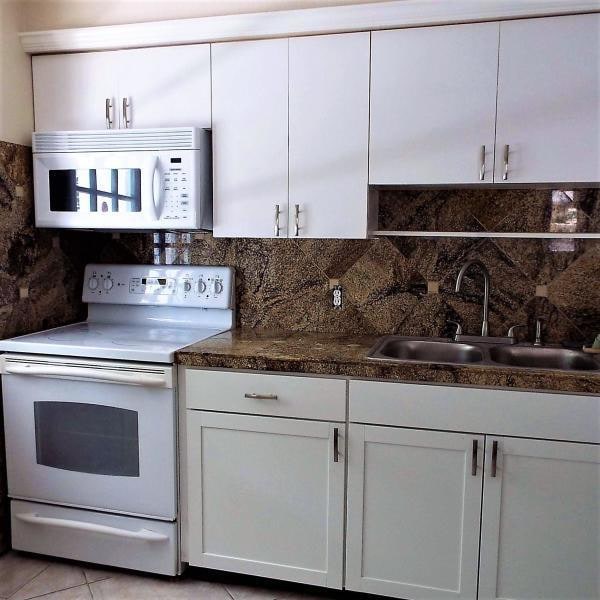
(369, 22, 499, 185)
(211, 39, 289, 238)
(33, 52, 118, 132)
(346, 425, 484, 600)
(289, 33, 370, 238)
(32, 45, 211, 132)
(495, 14, 600, 184)
(479, 437, 600, 600)
(115, 45, 211, 129)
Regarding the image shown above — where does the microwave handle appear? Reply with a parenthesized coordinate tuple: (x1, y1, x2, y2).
(15, 512, 169, 542)
(152, 158, 164, 221)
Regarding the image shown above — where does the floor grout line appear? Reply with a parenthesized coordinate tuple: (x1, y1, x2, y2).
(6, 563, 51, 600)
(11, 580, 91, 600)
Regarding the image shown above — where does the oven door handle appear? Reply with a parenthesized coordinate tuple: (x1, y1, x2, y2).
(16, 512, 169, 542)
(4, 363, 168, 387)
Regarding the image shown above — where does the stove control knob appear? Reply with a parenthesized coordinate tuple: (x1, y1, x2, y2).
(198, 279, 207, 294)
(213, 280, 224, 295)
(103, 278, 114, 291)
(183, 281, 192, 293)
(88, 277, 99, 290)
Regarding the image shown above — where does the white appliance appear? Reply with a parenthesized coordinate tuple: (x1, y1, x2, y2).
(32, 127, 212, 230)
(0, 264, 235, 576)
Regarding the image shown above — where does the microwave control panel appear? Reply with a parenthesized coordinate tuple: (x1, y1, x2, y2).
(83, 264, 234, 309)
(161, 158, 192, 221)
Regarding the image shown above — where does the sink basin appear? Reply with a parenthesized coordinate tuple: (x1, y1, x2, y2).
(489, 345, 600, 371)
(369, 337, 484, 365)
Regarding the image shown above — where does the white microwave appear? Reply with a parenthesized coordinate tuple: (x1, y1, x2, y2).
(33, 127, 212, 230)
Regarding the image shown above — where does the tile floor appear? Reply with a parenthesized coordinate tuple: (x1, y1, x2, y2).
(0, 551, 349, 600)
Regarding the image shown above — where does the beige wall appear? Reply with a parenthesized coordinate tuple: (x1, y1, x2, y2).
(0, 0, 33, 145)
(21, 0, 390, 30)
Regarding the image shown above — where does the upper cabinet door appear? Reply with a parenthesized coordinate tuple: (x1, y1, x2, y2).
(479, 437, 600, 600)
(495, 14, 600, 184)
(117, 45, 211, 129)
(369, 23, 499, 185)
(33, 52, 118, 132)
(212, 39, 289, 238)
(346, 425, 484, 599)
(289, 33, 370, 239)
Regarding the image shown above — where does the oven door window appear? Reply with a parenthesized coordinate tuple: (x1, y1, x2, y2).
(48, 168, 142, 213)
(34, 402, 140, 477)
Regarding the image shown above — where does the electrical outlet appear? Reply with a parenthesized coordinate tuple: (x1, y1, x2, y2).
(332, 285, 343, 309)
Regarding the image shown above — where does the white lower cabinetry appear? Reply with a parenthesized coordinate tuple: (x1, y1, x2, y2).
(184, 370, 346, 588)
(182, 369, 599, 600)
(478, 437, 600, 600)
(346, 426, 483, 599)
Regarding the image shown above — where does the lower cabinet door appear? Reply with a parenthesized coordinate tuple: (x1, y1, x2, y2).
(187, 411, 345, 588)
(346, 425, 484, 599)
(479, 437, 600, 600)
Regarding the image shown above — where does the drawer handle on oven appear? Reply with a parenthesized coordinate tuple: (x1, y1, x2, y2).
(244, 393, 278, 400)
(5, 363, 167, 387)
(16, 513, 168, 542)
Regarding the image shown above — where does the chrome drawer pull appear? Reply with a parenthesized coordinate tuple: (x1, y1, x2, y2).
(503, 144, 510, 181)
(105, 98, 114, 129)
(122, 97, 132, 128)
(274, 205, 281, 237)
(471, 439, 478, 476)
(244, 393, 278, 400)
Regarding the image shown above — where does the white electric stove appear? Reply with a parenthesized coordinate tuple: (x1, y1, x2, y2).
(0, 264, 235, 576)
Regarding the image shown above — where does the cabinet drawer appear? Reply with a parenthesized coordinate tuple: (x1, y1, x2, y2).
(184, 369, 346, 421)
(349, 380, 600, 443)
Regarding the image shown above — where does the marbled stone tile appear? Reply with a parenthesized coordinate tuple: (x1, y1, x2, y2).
(296, 239, 371, 279)
(547, 243, 600, 341)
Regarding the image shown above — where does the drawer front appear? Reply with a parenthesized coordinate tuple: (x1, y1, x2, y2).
(184, 369, 346, 421)
(349, 380, 600, 444)
(11, 500, 178, 576)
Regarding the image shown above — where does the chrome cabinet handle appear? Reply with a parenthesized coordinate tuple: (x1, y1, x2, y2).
(294, 204, 300, 237)
(491, 440, 499, 477)
(471, 439, 478, 476)
(502, 144, 510, 180)
(274, 205, 281, 237)
(333, 427, 340, 463)
(105, 98, 114, 129)
(479, 145, 486, 181)
(122, 97, 131, 128)
(244, 393, 278, 400)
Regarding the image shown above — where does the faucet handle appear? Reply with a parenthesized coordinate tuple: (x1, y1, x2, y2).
(534, 316, 547, 347)
(507, 324, 527, 343)
(447, 320, 463, 341)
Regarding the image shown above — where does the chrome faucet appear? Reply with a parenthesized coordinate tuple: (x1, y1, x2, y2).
(455, 260, 490, 337)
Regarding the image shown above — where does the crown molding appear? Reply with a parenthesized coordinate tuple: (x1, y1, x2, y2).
(20, 0, 600, 54)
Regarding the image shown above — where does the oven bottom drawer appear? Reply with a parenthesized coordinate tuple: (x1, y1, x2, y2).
(11, 500, 179, 576)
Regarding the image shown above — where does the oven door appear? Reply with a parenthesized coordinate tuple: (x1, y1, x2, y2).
(1, 355, 177, 520)
(33, 151, 161, 229)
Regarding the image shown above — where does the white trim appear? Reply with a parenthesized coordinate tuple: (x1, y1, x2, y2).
(20, 0, 600, 55)
(371, 231, 600, 239)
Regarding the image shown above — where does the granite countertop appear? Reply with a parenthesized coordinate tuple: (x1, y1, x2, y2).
(176, 329, 600, 395)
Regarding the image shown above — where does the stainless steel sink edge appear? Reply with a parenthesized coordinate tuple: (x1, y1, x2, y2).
(366, 336, 600, 374)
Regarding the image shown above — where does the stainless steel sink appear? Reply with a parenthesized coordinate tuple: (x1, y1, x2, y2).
(367, 335, 600, 372)
(369, 337, 484, 365)
(489, 345, 600, 371)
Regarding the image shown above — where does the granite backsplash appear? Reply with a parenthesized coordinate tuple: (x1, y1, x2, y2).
(0, 142, 598, 551)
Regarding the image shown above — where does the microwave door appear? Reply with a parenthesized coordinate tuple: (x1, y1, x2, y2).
(34, 153, 159, 229)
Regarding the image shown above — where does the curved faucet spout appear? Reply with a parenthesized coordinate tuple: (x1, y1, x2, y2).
(455, 260, 490, 337)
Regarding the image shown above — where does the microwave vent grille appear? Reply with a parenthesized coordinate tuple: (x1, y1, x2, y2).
(33, 127, 203, 153)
